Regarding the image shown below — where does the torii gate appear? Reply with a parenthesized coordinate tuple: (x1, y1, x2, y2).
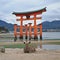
(13, 7, 46, 41)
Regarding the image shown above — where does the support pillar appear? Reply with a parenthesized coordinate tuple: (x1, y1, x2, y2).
(40, 23, 42, 40)
(20, 16, 23, 39)
(25, 25, 28, 42)
(40, 23, 42, 48)
(14, 24, 17, 42)
(29, 23, 32, 41)
(34, 14, 38, 39)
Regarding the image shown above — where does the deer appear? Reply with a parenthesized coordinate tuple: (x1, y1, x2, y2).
(24, 41, 36, 53)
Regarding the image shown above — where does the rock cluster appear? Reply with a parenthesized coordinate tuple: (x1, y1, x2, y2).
(0, 47, 5, 53)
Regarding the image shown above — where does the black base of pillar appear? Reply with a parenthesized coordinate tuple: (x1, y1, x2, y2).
(40, 36, 42, 40)
(19, 36, 23, 39)
(29, 37, 31, 43)
(34, 36, 38, 40)
(14, 37, 17, 42)
(25, 36, 28, 40)
(29, 37, 31, 40)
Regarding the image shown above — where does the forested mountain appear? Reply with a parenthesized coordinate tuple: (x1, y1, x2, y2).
(0, 20, 60, 31)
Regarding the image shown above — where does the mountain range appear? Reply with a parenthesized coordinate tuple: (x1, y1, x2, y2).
(0, 20, 14, 31)
(0, 20, 60, 31)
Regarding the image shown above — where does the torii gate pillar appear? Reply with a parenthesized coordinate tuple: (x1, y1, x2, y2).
(28, 23, 32, 40)
(20, 16, 23, 39)
(34, 14, 38, 39)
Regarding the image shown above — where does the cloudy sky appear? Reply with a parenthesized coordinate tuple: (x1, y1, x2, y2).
(0, 0, 60, 25)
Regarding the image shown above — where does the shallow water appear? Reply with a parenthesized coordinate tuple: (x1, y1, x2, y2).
(0, 32, 60, 40)
(0, 32, 60, 50)
(42, 45, 60, 50)
(42, 32, 60, 39)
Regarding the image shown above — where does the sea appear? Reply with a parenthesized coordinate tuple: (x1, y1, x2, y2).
(0, 32, 60, 40)
(42, 32, 60, 40)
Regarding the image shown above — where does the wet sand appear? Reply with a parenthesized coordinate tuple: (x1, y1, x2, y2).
(0, 48, 60, 60)
(0, 33, 60, 60)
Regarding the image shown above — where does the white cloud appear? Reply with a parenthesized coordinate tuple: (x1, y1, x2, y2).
(41, 2, 60, 21)
(0, 0, 60, 24)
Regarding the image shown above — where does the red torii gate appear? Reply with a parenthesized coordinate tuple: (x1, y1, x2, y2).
(13, 7, 46, 41)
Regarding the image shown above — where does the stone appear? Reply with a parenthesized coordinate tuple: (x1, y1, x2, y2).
(0, 47, 5, 53)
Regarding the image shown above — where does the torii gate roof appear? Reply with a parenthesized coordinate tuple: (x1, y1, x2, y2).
(13, 7, 46, 16)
